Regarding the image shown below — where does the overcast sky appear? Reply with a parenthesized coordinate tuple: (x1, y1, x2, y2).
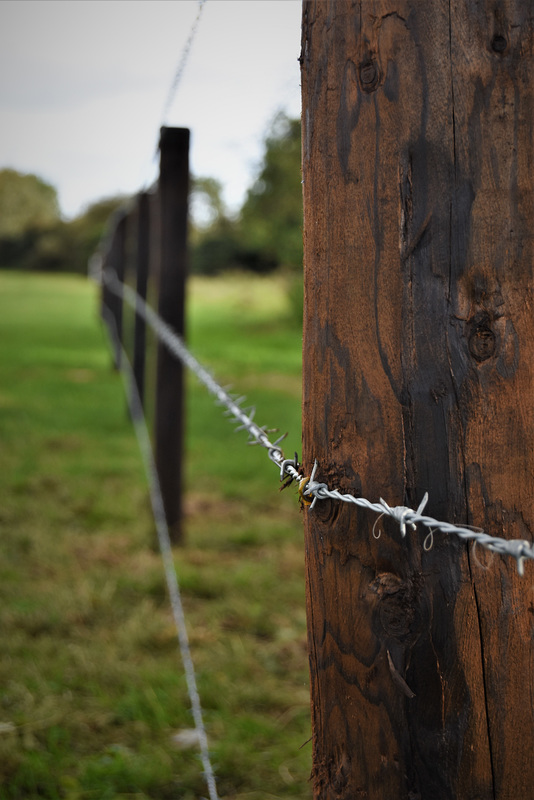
(0, 0, 302, 219)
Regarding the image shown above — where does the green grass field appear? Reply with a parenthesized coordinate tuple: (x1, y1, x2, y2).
(0, 270, 310, 799)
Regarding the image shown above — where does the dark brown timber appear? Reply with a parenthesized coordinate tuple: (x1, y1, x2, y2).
(300, 2, 534, 798)
(102, 212, 127, 369)
(155, 127, 189, 544)
(133, 191, 150, 407)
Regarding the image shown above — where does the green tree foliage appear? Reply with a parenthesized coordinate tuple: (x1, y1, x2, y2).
(0, 171, 125, 274)
(189, 177, 243, 275)
(190, 113, 302, 276)
(190, 176, 227, 231)
(239, 113, 302, 272)
(0, 169, 60, 237)
(66, 196, 127, 273)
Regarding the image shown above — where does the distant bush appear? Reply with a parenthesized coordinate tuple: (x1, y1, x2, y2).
(190, 229, 278, 276)
(65, 196, 128, 273)
(0, 186, 126, 274)
(0, 169, 59, 237)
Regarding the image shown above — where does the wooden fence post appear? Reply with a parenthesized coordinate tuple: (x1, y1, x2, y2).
(301, 2, 534, 798)
(155, 126, 189, 544)
(133, 191, 150, 407)
(102, 212, 127, 369)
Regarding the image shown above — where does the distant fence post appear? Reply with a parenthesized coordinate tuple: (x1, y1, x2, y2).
(133, 191, 150, 407)
(301, 1, 534, 797)
(155, 126, 190, 544)
(102, 212, 127, 369)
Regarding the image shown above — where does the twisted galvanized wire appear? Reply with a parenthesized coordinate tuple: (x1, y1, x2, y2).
(101, 268, 534, 576)
(102, 269, 301, 485)
(161, 0, 207, 124)
(102, 304, 219, 800)
(140, 0, 207, 189)
(302, 461, 534, 576)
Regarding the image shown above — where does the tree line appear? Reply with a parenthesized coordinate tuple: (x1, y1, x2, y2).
(0, 113, 302, 278)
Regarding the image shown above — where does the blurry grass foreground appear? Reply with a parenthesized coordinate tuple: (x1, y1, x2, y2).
(0, 270, 310, 799)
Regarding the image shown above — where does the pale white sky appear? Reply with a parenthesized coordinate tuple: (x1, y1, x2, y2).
(0, 0, 302, 219)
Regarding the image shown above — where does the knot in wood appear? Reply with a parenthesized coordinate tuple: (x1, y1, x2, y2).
(468, 321, 496, 362)
(370, 573, 417, 640)
(491, 34, 508, 53)
(359, 60, 379, 92)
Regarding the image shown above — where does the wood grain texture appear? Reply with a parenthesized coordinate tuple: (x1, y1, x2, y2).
(300, 1, 534, 797)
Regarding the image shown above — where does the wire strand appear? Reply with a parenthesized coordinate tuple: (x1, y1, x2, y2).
(102, 268, 301, 484)
(102, 304, 219, 800)
(161, 0, 207, 125)
(100, 268, 534, 576)
(301, 461, 534, 576)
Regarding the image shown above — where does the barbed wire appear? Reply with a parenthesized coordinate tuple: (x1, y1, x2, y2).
(102, 268, 301, 483)
(302, 462, 534, 577)
(140, 0, 207, 190)
(161, 0, 207, 125)
(101, 303, 219, 800)
(101, 268, 534, 576)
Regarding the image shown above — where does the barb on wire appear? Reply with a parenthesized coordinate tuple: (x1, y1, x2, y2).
(101, 268, 534, 576)
(301, 460, 534, 576)
(101, 304, 219, 800)
(101, 268, 301, 489)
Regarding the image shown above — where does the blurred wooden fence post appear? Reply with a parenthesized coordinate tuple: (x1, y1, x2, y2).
(133, 191, 150, 407)
(155, 126, 190, 544)
(301, 1, 534, 798)
(102, 212, 127, 369)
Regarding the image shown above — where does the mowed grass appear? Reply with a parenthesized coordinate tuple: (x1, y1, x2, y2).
(0, 270, 310, 799)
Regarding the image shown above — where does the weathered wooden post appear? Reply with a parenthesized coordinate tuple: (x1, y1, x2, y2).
(301, 1, 534, 797)
(155, 126, 189, 544)
(102, 212, 127, 369)
(133, 191, 150, 407)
